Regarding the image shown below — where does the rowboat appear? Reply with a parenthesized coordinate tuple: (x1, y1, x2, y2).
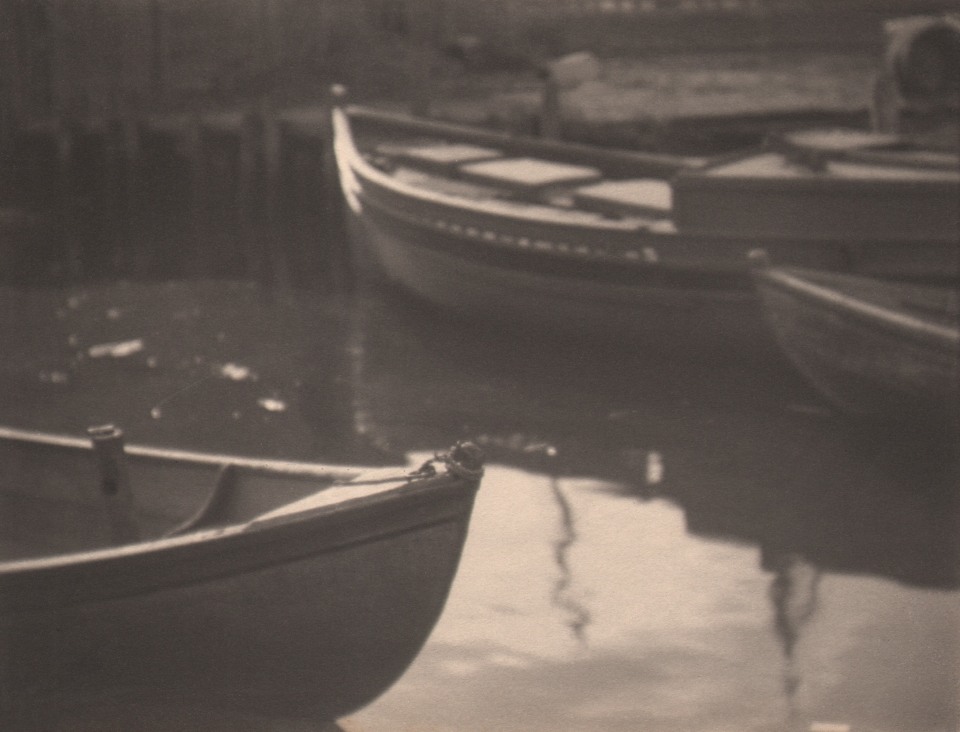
(331, 102, 958, 353)
(0, 424, 483, 729)
(751, 257, 959, 424)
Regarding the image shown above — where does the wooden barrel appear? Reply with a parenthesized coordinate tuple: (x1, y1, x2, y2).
(884, 15, 960, 103)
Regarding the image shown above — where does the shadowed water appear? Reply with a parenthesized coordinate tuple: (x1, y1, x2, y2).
(0, 272, 956, 732)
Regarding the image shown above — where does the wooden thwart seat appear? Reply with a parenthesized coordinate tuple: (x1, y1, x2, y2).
(375, 142, 503, 175)
(458, 157, 602, 195)
(572, 179, 673, 219)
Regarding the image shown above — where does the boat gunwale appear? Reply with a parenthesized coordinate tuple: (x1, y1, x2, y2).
(676, 148, 960, 193)
(0, 427, 482, 610)
(0, 473, 477, 609)
(755, 267, 960, 350)
(357, 182, 756, 297)
(336, 108, 650, 234)
(0, 424, 368, 480)
(339, 107, 958, 254)
(343, 104, 703, 177)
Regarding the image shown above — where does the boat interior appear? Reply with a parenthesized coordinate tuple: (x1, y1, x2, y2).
(0, 432, 354, 562)
(354, 112, 960, 237)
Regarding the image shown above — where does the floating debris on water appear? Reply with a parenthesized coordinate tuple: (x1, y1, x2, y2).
(87, 338, 145, 359)
(38, 370, 70, 385)
(150, 406, 162, 419)
(218, 362, 258, 382)
(257, 397, 287, 413)
(524, 441, 557, 457)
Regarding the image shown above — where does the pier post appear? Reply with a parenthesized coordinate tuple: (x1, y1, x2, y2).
(106, 105, 142, 274)
(53, 117, 84, 278)
(259, 99, 291, 292)
(183, 109, 206, 275)
(238, 106, 262, 281)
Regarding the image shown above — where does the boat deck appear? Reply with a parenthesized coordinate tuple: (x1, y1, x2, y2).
(371, 130, 960, 247)
(372, 140, 677, 225)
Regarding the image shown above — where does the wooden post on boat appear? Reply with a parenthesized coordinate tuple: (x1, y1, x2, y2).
(88, 424, 140, 545)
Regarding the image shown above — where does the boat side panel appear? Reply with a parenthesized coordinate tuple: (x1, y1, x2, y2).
(674, 156, 960, 244)
(756, 276, 960, 416)
(1, 516, 472, 727)
(354, 157, 846, 274)
(351, 205, 779, 360)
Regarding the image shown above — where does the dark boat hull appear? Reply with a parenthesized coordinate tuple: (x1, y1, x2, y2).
(348, 200, 767, 356)
(753, 267, 959, 422)
(0, 428, 482, 729)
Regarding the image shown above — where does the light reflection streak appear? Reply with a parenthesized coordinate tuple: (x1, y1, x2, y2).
(766, 549, 822, 722)
(548, 474, 591, 645)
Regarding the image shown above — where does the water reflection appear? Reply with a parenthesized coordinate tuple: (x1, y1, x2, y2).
(548, 475, 591, 644)
(0, 277, 956, 731)
(765, 551, 822, 720)
(348, 283, 960, 590)
(338, 283, 958, 730)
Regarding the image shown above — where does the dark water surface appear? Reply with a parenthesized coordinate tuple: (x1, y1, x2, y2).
(0, 274, 957, 732)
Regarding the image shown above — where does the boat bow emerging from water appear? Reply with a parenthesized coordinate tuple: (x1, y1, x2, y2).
(0, 424, 483, 729)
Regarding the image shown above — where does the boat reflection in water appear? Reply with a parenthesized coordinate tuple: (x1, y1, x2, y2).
(342, 283, 959, 732)
(0, 278, 954, 731)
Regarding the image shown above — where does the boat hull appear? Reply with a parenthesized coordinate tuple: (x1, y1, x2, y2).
(349, 201, 770, 358)
(333, 106, 956, 357)
(0, 430, 481, 729)
(754, 268, 959, 422)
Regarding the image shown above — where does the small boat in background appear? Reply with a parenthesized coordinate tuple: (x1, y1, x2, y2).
(674, 135, 959, 251)
(772, 127, 960, 173)
(332, 102, 957, 354)
(0, 424, 483, 729)
(750, 255, 959, 424)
